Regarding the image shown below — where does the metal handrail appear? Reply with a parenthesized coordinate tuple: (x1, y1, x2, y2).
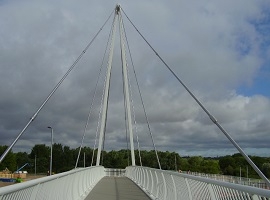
(126, 166, 270, 200)
(0, 166, 105, 200)
(104, 168, 126, 176)
(2, 166, 269, 200)
(185, 171, 270, 189)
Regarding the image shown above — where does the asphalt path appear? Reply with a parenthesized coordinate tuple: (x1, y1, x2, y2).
(85, 176, 151, 200)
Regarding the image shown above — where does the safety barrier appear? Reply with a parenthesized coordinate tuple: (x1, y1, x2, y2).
(0, 166, 105, 200)
(104, 168, 126, 177)
(185, 171, 270, 190)
(126, 166, 270, 200)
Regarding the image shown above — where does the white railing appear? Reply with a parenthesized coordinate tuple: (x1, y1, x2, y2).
(105, 168, 126, 177)
(126, 166, 270, 200)
(186, 171, 270, 189)
(0, 166, 105, 200)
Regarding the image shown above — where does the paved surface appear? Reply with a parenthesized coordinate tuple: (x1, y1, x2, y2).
(85, 176, 151, 200)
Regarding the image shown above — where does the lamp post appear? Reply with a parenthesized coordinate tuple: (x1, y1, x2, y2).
(35, 154, 36, 177)
(47, 126, 53, 176)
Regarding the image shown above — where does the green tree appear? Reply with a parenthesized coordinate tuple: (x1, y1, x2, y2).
(0, 146, 16, 172)
(178, 157, 189, 171)
(103, 150, 128, 168)
(226, 165, 234, 175)
(62, 146, 76, 171)
(142, 150, 160, 168)
(219, 155, 236, 175)
(29, 144, 50, 173)
(188, 156, 203, 172)
(15, 152, 31, 172)
(201, 159, 220, 174)
(262, 163, 270, 178)
(159, 151, 178, 170)
(52, 143, 64, 173)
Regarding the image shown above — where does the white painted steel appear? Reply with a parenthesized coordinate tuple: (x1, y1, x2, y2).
(125, 166, 270, 200)
(104, 168, 126, 176)
(96, 11, 117, 166)
(0, 166, 105, 200)
(118, 10, 136, 166)
(186, 171, 270, 190)
(171, 174, 177, 199)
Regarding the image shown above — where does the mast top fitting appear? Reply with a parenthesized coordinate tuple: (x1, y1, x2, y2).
(115, 4, 120, 15)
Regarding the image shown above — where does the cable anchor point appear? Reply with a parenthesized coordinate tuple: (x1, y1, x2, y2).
(115, 4, 120, 15)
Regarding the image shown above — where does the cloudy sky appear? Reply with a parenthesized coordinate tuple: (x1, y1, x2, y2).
(0, 0, 270, 160)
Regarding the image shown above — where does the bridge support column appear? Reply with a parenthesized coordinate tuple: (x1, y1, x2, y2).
(96, 5, 136, 166)
(118, 6, 136, 166)
(96, 9, 117, 166)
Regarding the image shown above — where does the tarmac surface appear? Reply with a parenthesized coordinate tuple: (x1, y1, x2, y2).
(85, 176, 151, 200)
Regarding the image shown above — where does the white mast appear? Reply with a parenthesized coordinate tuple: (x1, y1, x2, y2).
(96, 10, 117, 166)
(96, 5, 136, 166)
(118, 6, 136, 166)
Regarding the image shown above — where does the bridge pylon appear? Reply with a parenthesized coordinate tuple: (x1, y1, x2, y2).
(96, 5, 136, 166)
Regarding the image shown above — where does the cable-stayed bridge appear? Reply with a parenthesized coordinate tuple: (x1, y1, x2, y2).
(0, 5, 270, 199)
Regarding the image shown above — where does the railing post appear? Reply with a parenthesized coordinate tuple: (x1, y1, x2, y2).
(171, 174, 177, 199)
(150, 170, 154, 195)
(185, 178, 193, 200)
(29, 183, 40, 200)
(142, 168, 146, 188)
(161, 172, 167, 200)
(139, 167, 143, 186)
(146, 168, 149, 190)
(207, 183, 216, 200)
(144, 168, 147, 189)
(134, 167, 138, 183)
(252, 195, 260, 200)
(155, 170, 160, 198)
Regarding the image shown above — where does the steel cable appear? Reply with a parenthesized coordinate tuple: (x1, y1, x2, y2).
(121, 7, 270, 185)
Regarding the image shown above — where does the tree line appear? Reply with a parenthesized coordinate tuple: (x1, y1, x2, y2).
(0, 144, 270, 178)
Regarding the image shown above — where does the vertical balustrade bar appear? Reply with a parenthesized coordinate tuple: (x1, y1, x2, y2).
(161, 172, 167, 200)
(145, 169, 149, 191)
(171, 174, 177, 199)
(125, 166, 270, 199)
(185, 178, 193, 200)
(251, 194, 260, 200)
(150, 170, 154, 195)
(0, 167, 105, 200)
(143, 168, 146, 189)
(29, 184, 40, 200)
(156, 170, 160, 198)
(208, 183, 217, 200)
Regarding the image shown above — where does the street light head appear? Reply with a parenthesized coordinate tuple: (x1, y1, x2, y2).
(48, 126, 52, 129)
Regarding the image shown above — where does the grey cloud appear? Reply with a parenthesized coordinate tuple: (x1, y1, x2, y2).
(0, 0, 269, 158)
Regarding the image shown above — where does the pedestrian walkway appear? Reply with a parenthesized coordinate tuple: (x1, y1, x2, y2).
(85, 176, 151, 200)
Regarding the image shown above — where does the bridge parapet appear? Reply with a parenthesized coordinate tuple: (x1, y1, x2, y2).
(0, 166, 105, 200)
(126, 166, 270, 200)
(184, 171, 269, 189)
(105, 168, 126, 177)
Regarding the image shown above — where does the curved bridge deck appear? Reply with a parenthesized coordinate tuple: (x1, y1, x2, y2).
(85, 176, 151, 200)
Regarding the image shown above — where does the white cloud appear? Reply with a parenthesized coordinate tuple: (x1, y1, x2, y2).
(0, 0, 269, 159)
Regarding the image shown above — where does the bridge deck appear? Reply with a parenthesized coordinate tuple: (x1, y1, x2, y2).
(85, 176, 151, 200)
